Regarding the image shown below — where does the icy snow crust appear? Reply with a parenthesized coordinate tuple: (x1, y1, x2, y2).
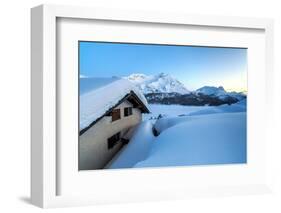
(80, 77, 148, 131)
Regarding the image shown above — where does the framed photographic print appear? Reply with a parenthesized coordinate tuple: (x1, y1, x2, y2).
(78, 41, 247, 170)
(31, 4, 274, 208)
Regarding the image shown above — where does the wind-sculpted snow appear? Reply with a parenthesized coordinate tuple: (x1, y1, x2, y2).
(80, 77, 148, 131)
(153, 100, 246, 133)
(134, 112, 246, 168)
(145, 99, 246, 120)
(154, 115, 206, 134)
(106, 101, 246, 169)
(143, 104, 214, 120)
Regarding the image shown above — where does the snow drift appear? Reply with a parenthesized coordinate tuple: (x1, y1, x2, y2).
(106, 121, 156, 169)
(134, 112, 247, 168)
(153, 99, 246, 133)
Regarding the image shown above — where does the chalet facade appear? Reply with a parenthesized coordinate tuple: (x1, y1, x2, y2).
(79, 78, 149, 170)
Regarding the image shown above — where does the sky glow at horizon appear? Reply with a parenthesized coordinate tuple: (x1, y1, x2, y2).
(79, 41, 247, 92)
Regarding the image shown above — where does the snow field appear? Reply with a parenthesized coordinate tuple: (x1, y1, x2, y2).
(135, 112, 246, 168)
(108, 101, 247, 169)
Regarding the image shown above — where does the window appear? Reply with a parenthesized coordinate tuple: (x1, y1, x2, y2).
(107, 132, 120, 149)
(111, 109, 121, 122)
(124, 107, 133, 117)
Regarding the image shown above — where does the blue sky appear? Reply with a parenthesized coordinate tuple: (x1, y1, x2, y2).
(79, 41, 247, 92)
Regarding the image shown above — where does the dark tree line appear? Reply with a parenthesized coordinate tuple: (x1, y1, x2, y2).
(145, 92, 242, 106)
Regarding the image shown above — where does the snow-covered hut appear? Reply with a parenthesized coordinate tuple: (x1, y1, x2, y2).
(79, 77, 150, 170)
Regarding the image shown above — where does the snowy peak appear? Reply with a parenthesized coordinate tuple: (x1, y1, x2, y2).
(125, 73, 148, 83)
(125, 73, 190, 94)
(196, 86, 227, 96)
(196, 86, 246, 101)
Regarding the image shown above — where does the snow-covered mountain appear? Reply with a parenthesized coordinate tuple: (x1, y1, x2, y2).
(124, 73, 246, 105)
(196, 86, 246, 101)
(124, 73, 190, 94)
(196, 86, 227, 96)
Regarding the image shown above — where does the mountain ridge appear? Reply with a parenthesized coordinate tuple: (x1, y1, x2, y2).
(125, 73, 246, 106)
(79, 73, 246, 106)
(124, 73, 190, 95)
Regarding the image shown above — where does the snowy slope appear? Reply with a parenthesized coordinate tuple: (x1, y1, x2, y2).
(125, 73, 190, 94)
(134, 112, 246, 168)
(142, 104, 214, 120)
(153, 99, 246, 133)
(80, 77, 148, 131)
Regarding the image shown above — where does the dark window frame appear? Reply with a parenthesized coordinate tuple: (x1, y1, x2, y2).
(124, 107, 133, 117)
(107, 132, 120, 149)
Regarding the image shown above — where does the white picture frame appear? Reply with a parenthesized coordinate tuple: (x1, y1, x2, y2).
(31, 4, 274, 208)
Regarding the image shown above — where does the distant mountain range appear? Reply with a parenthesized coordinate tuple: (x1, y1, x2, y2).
(125, 73, 190, 94)
(125, 73, 246, 106)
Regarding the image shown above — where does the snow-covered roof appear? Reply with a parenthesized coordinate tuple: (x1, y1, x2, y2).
(80, 77, 149, 133)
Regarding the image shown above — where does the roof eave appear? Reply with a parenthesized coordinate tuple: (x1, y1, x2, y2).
(80, 90, 149, 136)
